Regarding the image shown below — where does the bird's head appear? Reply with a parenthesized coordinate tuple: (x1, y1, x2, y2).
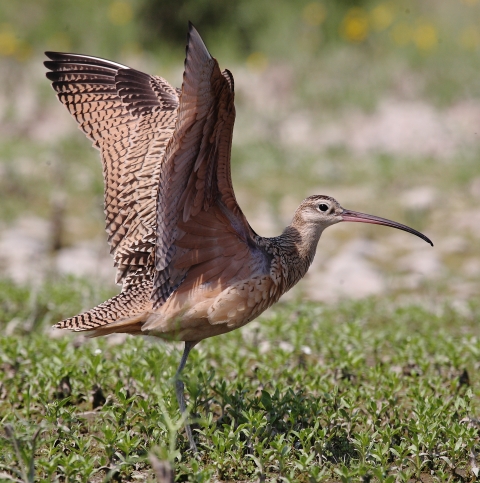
(294, 195, 433, 246)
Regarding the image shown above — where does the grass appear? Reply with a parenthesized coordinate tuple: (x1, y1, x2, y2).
(0, 278, 479, 481)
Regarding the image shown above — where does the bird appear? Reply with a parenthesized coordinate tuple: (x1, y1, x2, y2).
(44, 23, 433, 452)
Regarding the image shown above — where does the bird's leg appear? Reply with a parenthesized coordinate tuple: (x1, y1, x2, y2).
(175, 340, 198, 452)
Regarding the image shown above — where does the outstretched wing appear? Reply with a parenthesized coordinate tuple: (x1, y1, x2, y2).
(44, 53, 179, 287)
(153, 23, 256, 307)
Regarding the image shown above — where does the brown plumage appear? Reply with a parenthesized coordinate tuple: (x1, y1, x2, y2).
(45, 23, 432, 452)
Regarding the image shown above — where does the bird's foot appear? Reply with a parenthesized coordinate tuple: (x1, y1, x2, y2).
(185, 422, 198, 453)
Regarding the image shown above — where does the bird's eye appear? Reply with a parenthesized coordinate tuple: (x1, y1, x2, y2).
(318, 203, 329, 212)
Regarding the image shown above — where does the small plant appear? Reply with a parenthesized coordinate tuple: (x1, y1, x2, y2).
(1, 281, 480, 480)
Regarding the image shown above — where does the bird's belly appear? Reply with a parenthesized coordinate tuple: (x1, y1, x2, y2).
(143, 274, 280, 342)
(144, 299, 241, 342)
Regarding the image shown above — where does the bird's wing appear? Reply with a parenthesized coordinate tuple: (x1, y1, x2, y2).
(153, 24, 254, 307)
(44, 53, 179, 287)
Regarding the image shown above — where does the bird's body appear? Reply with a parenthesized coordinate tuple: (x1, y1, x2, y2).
(45, 24, 432, 451)
(49, 197, 330, 342)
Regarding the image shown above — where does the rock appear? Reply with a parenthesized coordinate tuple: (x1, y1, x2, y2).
(398, 249, 442, 278)
(307, 239, 385, 302)
(0, 217, 49, 283)
(55, 242, 114, 282)
(400, 186, 437, 211)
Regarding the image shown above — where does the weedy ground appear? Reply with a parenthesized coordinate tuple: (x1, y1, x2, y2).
(0, 278, 479, 482)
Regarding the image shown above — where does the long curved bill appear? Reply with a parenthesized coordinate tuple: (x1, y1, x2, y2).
(341, 209, 433, 246)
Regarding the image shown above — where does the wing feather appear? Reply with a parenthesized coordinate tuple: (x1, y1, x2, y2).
(45, 52, 179, 287)
(47, 26, 268, 325)
(152, 24, 256, 307)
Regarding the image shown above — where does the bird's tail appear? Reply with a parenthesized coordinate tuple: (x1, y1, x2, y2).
(54, 281, 153, 336)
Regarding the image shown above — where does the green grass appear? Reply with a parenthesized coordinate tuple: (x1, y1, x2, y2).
(0, 278, 479, 481)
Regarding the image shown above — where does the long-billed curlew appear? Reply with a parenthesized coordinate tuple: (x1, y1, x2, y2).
(45, 23, 433, 452)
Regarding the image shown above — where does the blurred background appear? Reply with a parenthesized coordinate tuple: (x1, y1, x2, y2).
(1, 0, 480, 311)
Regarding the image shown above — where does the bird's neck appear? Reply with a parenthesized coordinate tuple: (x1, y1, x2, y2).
(273, 220, 324, 290)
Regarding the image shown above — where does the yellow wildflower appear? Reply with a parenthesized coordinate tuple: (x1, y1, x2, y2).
(340, 8, 369, 43)
(108, 1, 133, 26)
(413, 22, 438, 51)
(0, 24, 17, 56)
(246, 52, 268, 74)
(370, 3, 394, 32)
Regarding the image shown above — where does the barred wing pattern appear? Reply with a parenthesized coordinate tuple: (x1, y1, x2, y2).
(44, 53, 179, 287)
(49, 25, 265, 334)
(153, 24, 253, 307)
(56, 280, 153, 332)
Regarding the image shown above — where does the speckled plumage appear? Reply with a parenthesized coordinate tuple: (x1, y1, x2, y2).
(45, 25, 433, 452)
(45, 51, 178, 289)
(45, 22, 432, 343)
(46, 26, 323, 341)
(46, 23, 432, 346)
